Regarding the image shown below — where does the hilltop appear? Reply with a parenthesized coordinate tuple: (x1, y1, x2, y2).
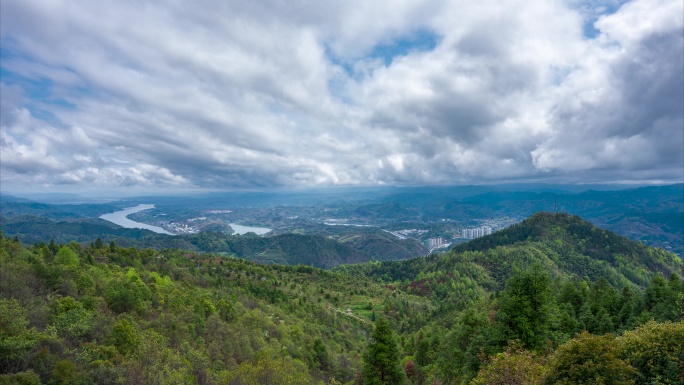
(340, 212, 683, 307)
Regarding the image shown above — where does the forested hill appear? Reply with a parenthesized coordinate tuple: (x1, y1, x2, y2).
(454, 211, 671, 258)
(339, 212, 683, 296)
(1, 216, 683, 384)
(0, 232, 432, 384)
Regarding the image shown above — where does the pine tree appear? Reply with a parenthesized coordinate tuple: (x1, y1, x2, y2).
(48, 239, 59, 255)
(313, 337, 330, 373)
(496, 263, 552, 350)
(362, 316, 406, 385)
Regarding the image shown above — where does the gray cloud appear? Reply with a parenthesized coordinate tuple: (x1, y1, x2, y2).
(1, 0, 681, 192)
(530, 0, 683, 181)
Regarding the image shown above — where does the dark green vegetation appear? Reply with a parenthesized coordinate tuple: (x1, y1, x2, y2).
(1, 230, 433, 384)
(112, 229, 427, 268)
(361, 317, 405, 385)
(1, 212, 683, 384)
(0, 215, 158, 244)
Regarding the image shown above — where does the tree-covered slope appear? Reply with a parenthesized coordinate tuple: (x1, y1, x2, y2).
(333, 213, 684, 385)
(0, 233, 434, 384)
(339, 212, 683, 309)
(451, 212, 683, 285)
(1, 210, 682, 385)
(0, 214, 159, 244)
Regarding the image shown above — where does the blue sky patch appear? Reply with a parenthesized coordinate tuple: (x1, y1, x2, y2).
(370, 29, 440, 66)
(580, 0, 629, 39)
(325, 28, 440, 78)
(0, 62, 76, 126)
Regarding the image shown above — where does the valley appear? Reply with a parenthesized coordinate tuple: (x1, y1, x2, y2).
(2, 184, 683, 260)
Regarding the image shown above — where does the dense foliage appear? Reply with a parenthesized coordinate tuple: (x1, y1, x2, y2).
(1, 232, 438, 384)
(1, 212, 682, 384)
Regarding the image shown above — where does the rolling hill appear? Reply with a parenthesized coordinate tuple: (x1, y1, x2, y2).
(1, 211, 682, 385)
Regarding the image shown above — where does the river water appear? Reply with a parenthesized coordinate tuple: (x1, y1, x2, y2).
(100, 204, 271, 236)
(100, 204, 173, 235)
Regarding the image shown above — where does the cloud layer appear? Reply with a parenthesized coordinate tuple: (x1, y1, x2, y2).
(1, 0, 682, 191)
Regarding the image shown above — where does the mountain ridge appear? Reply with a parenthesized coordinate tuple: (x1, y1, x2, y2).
(339, 212, 683, 303)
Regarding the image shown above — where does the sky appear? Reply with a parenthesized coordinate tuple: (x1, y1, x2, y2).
(1, 0, 683, 193)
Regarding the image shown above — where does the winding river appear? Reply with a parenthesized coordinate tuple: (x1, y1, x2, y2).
(100, 204, 173, 235)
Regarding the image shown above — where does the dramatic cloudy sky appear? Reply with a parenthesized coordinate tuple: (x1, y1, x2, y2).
(1, 0, 682, 192)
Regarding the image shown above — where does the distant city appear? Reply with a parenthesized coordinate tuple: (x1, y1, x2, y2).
(426, 237, 448, 249)
(461, 226, 492, 239)
(424, 226, 493, 251)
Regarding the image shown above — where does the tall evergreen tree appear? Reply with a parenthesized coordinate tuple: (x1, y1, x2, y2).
(48, 239, 59, 255)
(496, 263, 552, 350)
(313, 337, 330, 373)
(362, 316, 405, 385)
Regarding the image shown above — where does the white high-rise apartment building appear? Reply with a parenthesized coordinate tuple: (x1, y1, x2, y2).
(461, 226, 493, 239)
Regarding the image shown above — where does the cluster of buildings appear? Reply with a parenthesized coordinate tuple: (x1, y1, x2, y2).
(164, 222, 200, 234)
(426, 237, 448, 249)
(461, 227, 492, 239)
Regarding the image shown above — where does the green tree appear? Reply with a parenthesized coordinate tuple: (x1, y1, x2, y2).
(645, 274, 683, 322)
(48, 239, 59, 255)
(104, 273, 151, 314)
(0, 369, 42, 385)
(312, 337, 330, 373)
(438, 307, 493, 384)
(226, 351, 314, 385)
(110, 318, 140, 355)
(49, 359, 80, 385)
(216, 299, 236, 322)
(55, 246, 79, 267)
(545, 332, 636, 385)
(471, 342, 547, 385)
(618, 321, 684, 385)
(0, 299, 42, 374)
(362, 317, 405, 385)
(496, 264, 552, 350)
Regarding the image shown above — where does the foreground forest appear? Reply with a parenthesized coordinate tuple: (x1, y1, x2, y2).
(1, 213, 683, 384)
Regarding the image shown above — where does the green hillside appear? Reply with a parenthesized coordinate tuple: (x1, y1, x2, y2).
(0, 214, 157, 243)
(1, 212, 682, 385)
(334, 212, 684, 384)
(0, 233, 435, 384)
(341, 212, 682, 294)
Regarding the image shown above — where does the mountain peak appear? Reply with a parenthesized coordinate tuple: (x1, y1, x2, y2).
(449, 211, 682, 286)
